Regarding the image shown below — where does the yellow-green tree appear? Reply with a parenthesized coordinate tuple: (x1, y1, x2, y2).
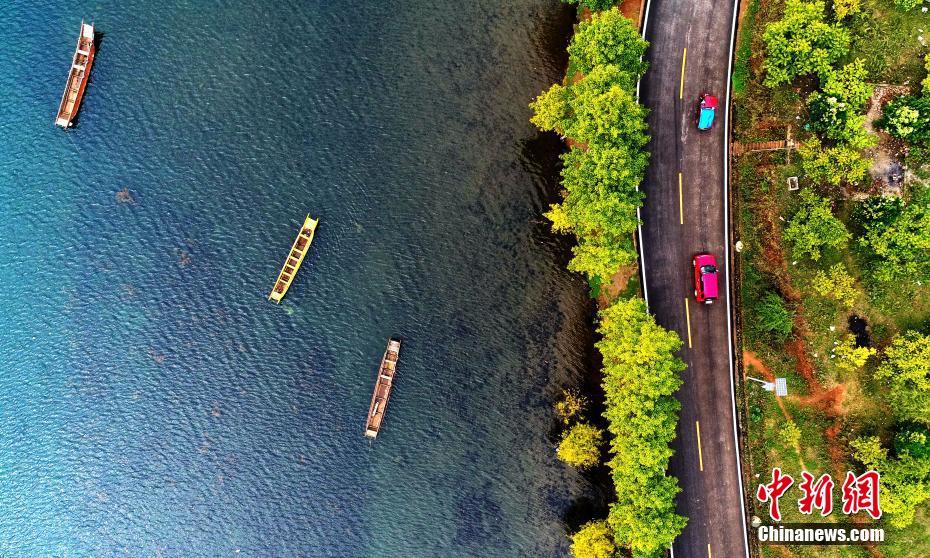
(762, 0, 850, 86)
(834, 334, 875, 371)
(784, 189, 850, 261)
(556, 390, 588, 424)
(875, 331, 930, 425)
(811, 263, 858, 307)
(570, 520, 616, 558)
(852, 430, 930, 528)
(558, 423, 603, 469)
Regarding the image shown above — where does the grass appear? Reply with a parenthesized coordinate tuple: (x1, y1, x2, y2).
(734, 0, 930, 554)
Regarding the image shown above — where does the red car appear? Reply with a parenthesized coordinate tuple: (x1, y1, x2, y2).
(693, 253, 719, 304)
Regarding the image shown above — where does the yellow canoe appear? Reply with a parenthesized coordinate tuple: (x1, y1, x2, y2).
(269, 215, 318, 303)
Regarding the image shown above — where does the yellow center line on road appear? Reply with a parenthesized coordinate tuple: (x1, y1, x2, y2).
(679, 48, 687, 99)
(708, 543, 713, 558)
(678, 172, 684, 225)
(696, 421, 704, 471)
(684, 297, 693, 348)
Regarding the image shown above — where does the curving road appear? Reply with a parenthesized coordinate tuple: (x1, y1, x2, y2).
(637, 0, 750, 556)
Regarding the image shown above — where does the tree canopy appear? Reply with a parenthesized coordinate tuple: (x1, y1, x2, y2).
(570, 520, 616, 558)
(597, 298, 687, 557)
(568, 8, 649, 78)
(874, 331, 930, 425)
(799, 137, 872, 187)
(762, 0, 850, 86)
(860, 187, 930, 282)
(558, 423, 604, 469)
(852, 430, 930, 528)
(784, 189, 850, 261)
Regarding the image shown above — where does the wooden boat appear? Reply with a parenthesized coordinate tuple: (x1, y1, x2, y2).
(56, 21, 96, 128)
(364, 338, 401, 439)
(268, 215, 318, 303)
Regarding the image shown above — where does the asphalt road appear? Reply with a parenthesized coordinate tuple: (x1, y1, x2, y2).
(638, 0, 750, 556)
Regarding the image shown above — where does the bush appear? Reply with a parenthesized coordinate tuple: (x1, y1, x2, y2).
(780, 420, 802, 448)
(811, 263, 858, 307)
(799, 138, 872, 186)
(807, 60, 873, 143)
(833, 334, 876, 371)
(570, 520, 616, 558)
(784, 189, 850, 261)
(758, 292, 795, 340)
(558, 423, 604, 468)
(568, 8, 649, 78)
(875, 331, 930, 425)
(762, 0, 851, 86)
(894, 0, 925, 11)
(562, 0, 618, 12)
(832, 0, 860, 19)
(556, 390, 588, 424)
(880, 94, 930, 142)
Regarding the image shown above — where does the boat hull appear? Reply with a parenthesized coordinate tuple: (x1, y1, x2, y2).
(269, 215, 318, 303)
(56, 22, 95, 128)
(364, 339, 401, 439)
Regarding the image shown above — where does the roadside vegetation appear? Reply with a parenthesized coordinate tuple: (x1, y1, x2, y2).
(733, 0, 930, 554)
(533, 5, 689, 558)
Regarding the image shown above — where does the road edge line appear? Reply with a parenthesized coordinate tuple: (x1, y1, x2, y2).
(723, 0, 751, 555)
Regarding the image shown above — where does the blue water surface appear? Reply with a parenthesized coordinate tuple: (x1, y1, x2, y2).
(0, 1, 596, 556)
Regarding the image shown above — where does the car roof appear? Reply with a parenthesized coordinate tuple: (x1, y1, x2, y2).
(703, 95, 718, 108)
(695, 253, 717, 266)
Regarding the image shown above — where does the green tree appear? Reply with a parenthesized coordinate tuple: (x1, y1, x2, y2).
(810, 263, 858, 307)
(568, 8, 649, 78)
(784, 189, 849, 261)
(799, 138, 872, 186)
(762, 0, 851, 86)
(833, 0, 860, 19)
(556, 390, 588, 424)
(874, 331, 930, 425)
(852, 432, 930, 528)
(807, 60, 873, 142)
(570, 520, 616, 558)
(834, 334, 875, 371)
(558, 423, 604, 468)
(922, 52, 930, 95)
(861, 187, 930, 282)
(597, 298, 687, 557)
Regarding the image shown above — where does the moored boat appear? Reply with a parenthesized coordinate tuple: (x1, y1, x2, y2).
(269, 215, 318, 303)
(56, 21, 96, 128)
(364, 338, 401, 439)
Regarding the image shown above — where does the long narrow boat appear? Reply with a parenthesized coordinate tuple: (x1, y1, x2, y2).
(364, 338, 401, 439)
(268, 215, 318, 303)
(56, 21, 96, 128)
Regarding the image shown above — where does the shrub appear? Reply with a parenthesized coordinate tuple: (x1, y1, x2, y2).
(762, 0, 850, 86)
(807, 60, 873, 143)
(780, 420, 802, 448)
(562, 0, 619, 12)
(784, 189, 850, 261)
(799, 138, 872, 186)
(880, 94, 930, 142)
(922, 52, 930, 95)
(894, 0, 925, 11)
(758, 292, 795, 340)
(833, 0, 860, 19)
(811, 263, 858, 307)
(874, 331, 930, 425)
(558, 423, 604, 468)
(834, 334, 876, 371)
(556, 390, 588, 424)
(568, 8, 649, 78)
(570, 520, 616, 558)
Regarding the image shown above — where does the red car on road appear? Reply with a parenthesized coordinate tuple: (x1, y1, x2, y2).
(693, 253, 719, 304)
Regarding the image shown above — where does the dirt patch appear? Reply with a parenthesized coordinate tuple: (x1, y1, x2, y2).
(862, 85, 912, 197)
(598, 263, 637, 306)
(617, 0, 643, 25)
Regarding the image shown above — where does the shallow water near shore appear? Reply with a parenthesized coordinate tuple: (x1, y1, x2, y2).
(0, 1, 598, 556)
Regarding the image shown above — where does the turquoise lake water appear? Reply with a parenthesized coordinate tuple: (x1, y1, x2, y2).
(0, 1, 602, 556)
